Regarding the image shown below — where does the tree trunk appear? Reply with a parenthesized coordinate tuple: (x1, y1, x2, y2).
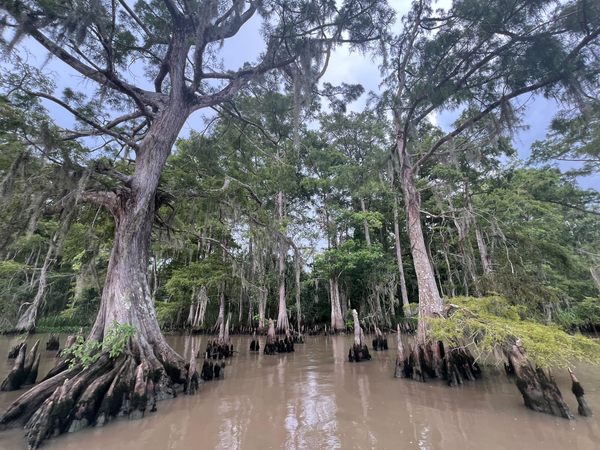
(15, 233, 55, 333)
(215, 284, 226, 335)
(238, 286, 244, 330)
(394, 324, 410, 378)
(340, 288, 348, 321)
(214, 244, 228, 332)
(186, 295, 196, 328)
(193, 285, 208, 329)
(590, 265, 600, 294)
(1, 104, 191, 446)
(276, 191, 290, 334)
(395, 130, 444, 378)
(264, 319, 277, 355)
(329, 275, 345, 332)
(393, 193, 410, 309)
(258, 288, 267, 331)
(295, 249, 302, 332)
(507, 344, 573, 419)
(466, 186, 493, 277)
(361, 198, 371, 246)
(401, 165, 443, 346)
(348, 309, 371, 362)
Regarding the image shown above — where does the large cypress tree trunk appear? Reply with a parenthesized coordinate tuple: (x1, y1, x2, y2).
(0, 103, 190, 442)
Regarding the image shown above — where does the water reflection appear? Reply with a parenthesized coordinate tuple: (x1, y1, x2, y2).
(1, 334, 600, 450)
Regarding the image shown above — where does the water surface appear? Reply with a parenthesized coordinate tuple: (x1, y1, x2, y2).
(0, 334, 599, 450)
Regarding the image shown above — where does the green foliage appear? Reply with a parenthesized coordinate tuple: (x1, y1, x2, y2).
(64, 321, 139, 370)
(429, 295, 600, 368)
(36, 315, 91, 334)
(345, 318, 354, 330)
(155, 302, 183, 329)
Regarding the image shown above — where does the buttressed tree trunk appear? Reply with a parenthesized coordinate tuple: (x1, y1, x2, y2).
(329, 275, 345, 332)
(400, 152, 444, 346)
(0, 103, 191, 442)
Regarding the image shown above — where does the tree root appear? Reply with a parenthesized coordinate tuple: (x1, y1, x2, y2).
(1, 339, 42, 391)
(568, 368, 592, 417)
(202, 339, 233, 360)
(0, 346, 188, 449)
(397, 340, 481, 385)
(372, 327, 388, 351)
(508, 343, 574, 419)
(1, 343, 27, 391)
(200, 360, 225, 381)
(8, 342, 25, 358)
(46, 334, 59, 351)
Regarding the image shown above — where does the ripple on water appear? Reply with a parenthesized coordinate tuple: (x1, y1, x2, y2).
(0, 334, 599, 450)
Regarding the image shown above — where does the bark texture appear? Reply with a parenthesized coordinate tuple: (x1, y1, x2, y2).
(329, 275, 345, 332)
(508, 344, 574, 419)
(393, 192, 410, 309)
(348, 310, 371, 362)
(398, 150, 443, 347)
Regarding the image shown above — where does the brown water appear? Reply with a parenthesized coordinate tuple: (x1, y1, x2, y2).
(1, 333, 599, 450)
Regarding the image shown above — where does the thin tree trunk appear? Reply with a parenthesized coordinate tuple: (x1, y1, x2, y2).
(466, 185, 492, 277)
(295, 249, 301, 331)
(238, 287, 244, 330)
(361, 198, 371, 246)
(193, 285, 208, 329)
(393, 193, 410, 309)
(214, 243, 228, 332)
(591, 265, 600, 295)
(216, 283, 226, 334)
(15, 236, 55, 332)
(447, 195, 476, 285)
(187, 293, 196, 328)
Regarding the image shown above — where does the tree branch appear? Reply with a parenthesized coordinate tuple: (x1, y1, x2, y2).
(80, 190, 118, 214)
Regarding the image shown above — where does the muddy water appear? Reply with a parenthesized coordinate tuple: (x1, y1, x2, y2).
(1, 334, 599, 450)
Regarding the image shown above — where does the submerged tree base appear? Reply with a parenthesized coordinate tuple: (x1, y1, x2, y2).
(1, 339, 40, 391)
(203, 340, 233, 360)
(507, 344, 574, 419)
(0, 336, 188, 449)
(396, 339, 481, 386)
(348, 310, 371, 362)
(372, 328, 388, 351)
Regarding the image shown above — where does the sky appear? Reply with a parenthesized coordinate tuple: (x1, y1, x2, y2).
(14, 0, 597, 191)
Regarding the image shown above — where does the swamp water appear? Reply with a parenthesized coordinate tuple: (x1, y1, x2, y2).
(0, 333, 599, 450)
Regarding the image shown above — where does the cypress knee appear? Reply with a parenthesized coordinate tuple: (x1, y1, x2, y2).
(569, 368, 592, 417)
